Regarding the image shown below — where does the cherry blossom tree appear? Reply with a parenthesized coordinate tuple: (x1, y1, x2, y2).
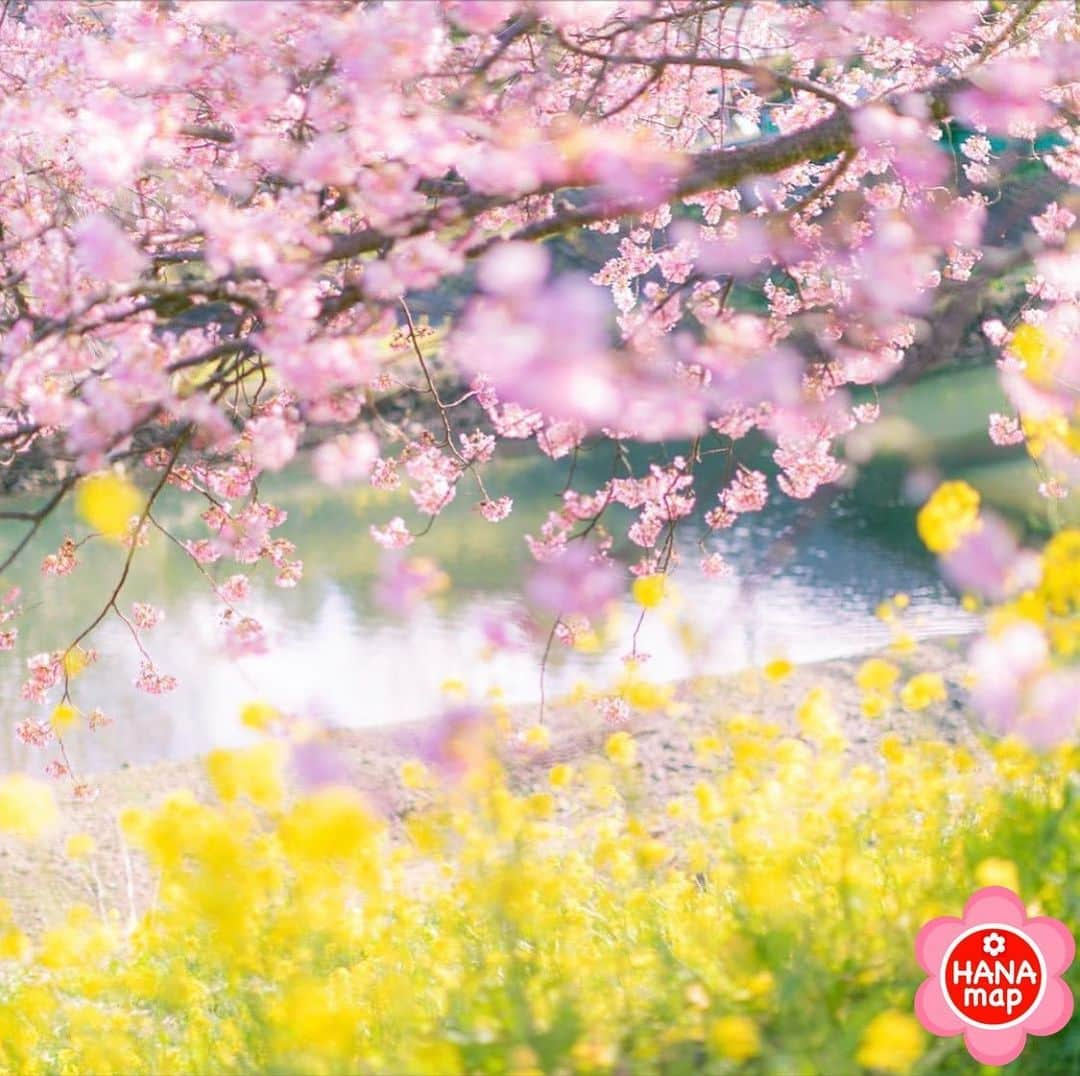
(0, 0, 1077, 783)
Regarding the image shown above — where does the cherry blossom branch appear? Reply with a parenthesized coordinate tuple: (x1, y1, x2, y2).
(0, 476, 76, 575)
(60, 430, 191, 697)
(554, 35, 850, 110)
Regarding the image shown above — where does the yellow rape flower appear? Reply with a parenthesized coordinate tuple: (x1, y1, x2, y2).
(605, 731, 637, 768)
(75, 471, 143, 540)
(399, 759, 428, 790)
(855, 1011, 925, 1075)
(548, 763, 573, 789)
(856, 657, 900, 694)
(708, 1015, 761, 1061)
(0, 775, 58, 839)
(50, 702, 79, 731)
(975, 857, 1021, 894)
(522, 725, 550, 750)
(797, 686, 839, 743)
(206, 742, 286, 809)
(763, 657, 793, 681)
(62, 648, 93, 679)
(899, 672, 947, 711)
(916, 481, 980, 553)
(632, 573, 667, 609)
(65, 833, 96, 860)
(1010, 323, 1064, 387)
(239, 701, 278, 731)
(861, 693, 887, 719)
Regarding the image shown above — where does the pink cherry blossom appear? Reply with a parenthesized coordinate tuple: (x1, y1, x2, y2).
(988, 413, 1025, 447)
(371, 517, 414, 550)
(73, 214, 149, 285)
(131, 602, 164, 630)
(525, 541, 622, 619)
(479, 497, 513, 523)
(0, 0, 1070, 776)
(135, 660, 178, 695)
(942, 515, 1038, 603)
(374, 554, 448, 617)
(312, 432, 378, 485)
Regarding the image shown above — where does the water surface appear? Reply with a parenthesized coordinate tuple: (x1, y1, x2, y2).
(0, 446, 975, 775)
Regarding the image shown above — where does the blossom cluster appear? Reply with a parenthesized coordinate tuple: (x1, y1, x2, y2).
(0, 1, 1075, 743)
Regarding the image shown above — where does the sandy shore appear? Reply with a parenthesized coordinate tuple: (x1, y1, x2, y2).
(0, 638, 977, 934)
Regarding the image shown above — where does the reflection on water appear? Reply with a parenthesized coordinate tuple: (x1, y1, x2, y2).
(0, 451, 976, 775)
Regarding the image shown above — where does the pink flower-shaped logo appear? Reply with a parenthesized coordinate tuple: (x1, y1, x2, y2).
(916, 887, 1074, 1065)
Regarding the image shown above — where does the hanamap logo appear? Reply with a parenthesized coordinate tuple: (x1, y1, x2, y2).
(915, 887, 1074, 1065)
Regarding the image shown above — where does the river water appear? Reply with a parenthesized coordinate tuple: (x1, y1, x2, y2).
(0, 447, 975, 775)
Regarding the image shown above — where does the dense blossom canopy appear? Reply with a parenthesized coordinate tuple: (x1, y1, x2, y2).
(0, 0, 1078, 776)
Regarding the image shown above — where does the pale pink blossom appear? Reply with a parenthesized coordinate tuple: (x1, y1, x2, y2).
(290, 739, 351, 792)
(942, 514, 1038, 602)
(221, 612, 268, 658)
(375, 554, 448, 617)
(719, 468, 768, 515)
(989, 413, 1025, 446)
(701, 552, 733, 579)
(417, 706, 488, 780)
(595, 696, 630, 725)
(21, 653, 62, 704)
(477, 242, 549, 297)
(370, 517, 414, 550)
(135, 660, 178, 695)
(42, 538, 78, 577)
(1032, 203, 1076, 246)
(72, 213, 148, 284)
(370, 458, 401, 491)
(312, 432, 378, 485)
(479, 497, 513, 523)
(248, 415, 298, 473)
(131, 602, 164, 630)
(952, 58, 1054, 135)
(217, 575, 251, 603)
(15, 720, 53, 748)
(526, 541, 622, 618)
(88, 708, 113, 731)
(966, 623, 1080, 747)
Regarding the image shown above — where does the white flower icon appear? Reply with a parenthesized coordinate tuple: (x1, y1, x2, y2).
(983, 932, 1006, 957)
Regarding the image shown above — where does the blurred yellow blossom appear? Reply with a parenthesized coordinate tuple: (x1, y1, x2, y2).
(899, 672, 947, 711)
(65, 833, 96, 859)
(0, 775, 58, 839)
(855, 1011, 925, 1075)
(75, 472, 142, 540)
(975, 857, 1021, 894)
(631, 573, 667, 609)
(605, 731, 637, 767)
(708, 1015, 761, 1061)
(857, 658, 900, 694)
(50, 702, 79, 731)
(763, 657, 793, 681)
(916, 481, 980, 554)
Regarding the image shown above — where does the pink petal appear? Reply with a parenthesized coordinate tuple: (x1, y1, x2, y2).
(1025, 918, 1076, 977)
(915, 978, 965, 1036)
(964, 1026, 1026, 1066)
(915, 916, 963, 975)
(965, 886, 1026, 927)
(1025, 978, 1074, 1036)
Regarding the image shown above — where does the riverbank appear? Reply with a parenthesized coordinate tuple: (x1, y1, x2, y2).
(0, 638, 979, 934)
